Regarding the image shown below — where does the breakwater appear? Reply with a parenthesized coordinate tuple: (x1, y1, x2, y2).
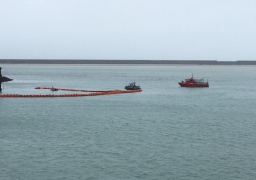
(1, 59, 256, 65)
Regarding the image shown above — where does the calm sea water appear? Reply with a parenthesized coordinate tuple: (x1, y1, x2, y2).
(1, 64, 256, 180)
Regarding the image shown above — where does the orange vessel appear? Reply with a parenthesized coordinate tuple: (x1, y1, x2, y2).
(178, 75, 209, 87)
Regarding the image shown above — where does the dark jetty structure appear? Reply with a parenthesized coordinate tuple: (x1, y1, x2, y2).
(0, 59, 256, 65)
(0, 67, 13, 92)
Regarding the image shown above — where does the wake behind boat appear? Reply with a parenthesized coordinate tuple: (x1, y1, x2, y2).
(178, 75, 209, 87)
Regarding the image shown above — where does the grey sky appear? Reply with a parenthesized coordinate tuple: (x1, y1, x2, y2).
(0, 0, 255, 61)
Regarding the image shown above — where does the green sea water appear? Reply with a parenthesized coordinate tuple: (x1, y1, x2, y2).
(1, 65, 256, 180)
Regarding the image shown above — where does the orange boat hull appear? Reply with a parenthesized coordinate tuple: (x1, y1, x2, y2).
(178, 82, 209, 87)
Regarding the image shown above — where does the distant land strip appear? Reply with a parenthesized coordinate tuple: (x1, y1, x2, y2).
(0, 59, 256, 65)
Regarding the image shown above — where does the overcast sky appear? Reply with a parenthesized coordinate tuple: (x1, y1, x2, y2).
(0, 0, 255, 61)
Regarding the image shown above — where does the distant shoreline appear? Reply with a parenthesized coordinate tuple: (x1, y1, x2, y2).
(1, 59, 256, 65)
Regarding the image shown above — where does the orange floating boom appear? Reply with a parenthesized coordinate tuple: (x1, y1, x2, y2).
(0, 87, 142, 98)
